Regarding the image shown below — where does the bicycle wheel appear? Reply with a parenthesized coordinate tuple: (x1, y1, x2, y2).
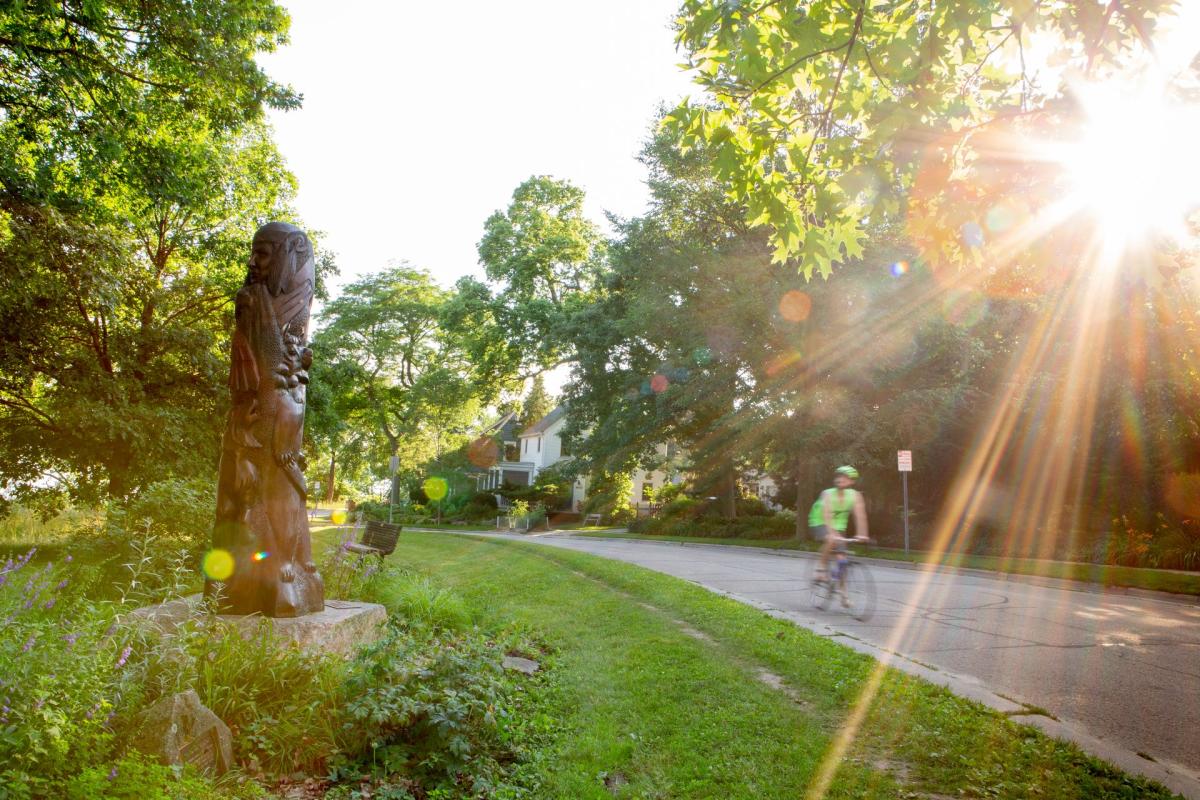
(842, 561, 876, 621)
(806, 558, 832, 610)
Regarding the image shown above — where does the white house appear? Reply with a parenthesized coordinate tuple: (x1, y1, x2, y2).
(474, 403, 677, 512)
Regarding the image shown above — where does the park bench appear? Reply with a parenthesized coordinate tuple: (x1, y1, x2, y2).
(582, 513, 603, 526)
(342, 519, 402, 562)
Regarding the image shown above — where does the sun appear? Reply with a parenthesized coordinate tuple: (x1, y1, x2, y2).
(1058, 80, 1200, 249)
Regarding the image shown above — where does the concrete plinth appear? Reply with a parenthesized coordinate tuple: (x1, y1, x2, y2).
(130, 595, 387, 657)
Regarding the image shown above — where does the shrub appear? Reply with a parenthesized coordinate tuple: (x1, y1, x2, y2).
(634, 512, 797, 539)
(1107, 515, 1154, 567)
(735, 497, 772, 517)
(1154, 520, 1200, 570)
(62, 752, 249, 800)
(582, 472, 633, 521)
(458, 492, 499, 522)
(657, 496, 699, 520)
(0, 550, 179, 795)
(334, 623, 524, 794)
(109, 478, 216, 557)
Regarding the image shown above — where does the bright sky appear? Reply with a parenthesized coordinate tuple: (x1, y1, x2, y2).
(260, 0, 694, 293)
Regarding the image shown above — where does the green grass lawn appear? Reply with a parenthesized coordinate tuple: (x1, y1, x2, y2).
(362, 531, 1179, 799)
(571, 530, 1200, 597)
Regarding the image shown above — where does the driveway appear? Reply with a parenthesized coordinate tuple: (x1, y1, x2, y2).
(483, 533, 1200, 797)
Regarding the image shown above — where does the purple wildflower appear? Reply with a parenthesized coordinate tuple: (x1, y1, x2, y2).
(55, 579, 68, 590)
(64, 554, 72, 563)
(21, 635, 35, 653)
(107, 766, 118, 781)
(63, 632, 78, 647)
(43, 598, 55, 610)
(114, 645, 131, 669)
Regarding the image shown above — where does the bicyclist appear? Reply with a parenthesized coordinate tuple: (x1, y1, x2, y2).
(811, 466, 869, 582)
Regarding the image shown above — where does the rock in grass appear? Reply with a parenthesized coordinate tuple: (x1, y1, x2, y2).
(502, 655, 540, 674)
(129, 690, 233, 776)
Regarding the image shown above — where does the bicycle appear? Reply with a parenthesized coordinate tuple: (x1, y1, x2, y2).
(807, 536, 876, 621)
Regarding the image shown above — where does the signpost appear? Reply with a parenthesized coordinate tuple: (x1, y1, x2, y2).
(389, 455, 400, 523)
(897, 450, 912, 553)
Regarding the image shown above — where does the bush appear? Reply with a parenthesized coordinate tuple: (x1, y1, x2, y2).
(61, 752, 245, 800)
(458, 492, 499, 522)
(735, 497, 772, 517)
(0, 549, 194, 795)
(1154, 520, 1200, 570)
(634, 512, 797, 540)
(333, 623, 527, 794)
(582, 472, 633, 521)
(0, 515, 552, 798)
(1107, 515, 1155, 567)
(109, 477, 216, 557)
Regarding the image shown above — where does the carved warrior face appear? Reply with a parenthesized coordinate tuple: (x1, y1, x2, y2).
(247, 222, 313, 297)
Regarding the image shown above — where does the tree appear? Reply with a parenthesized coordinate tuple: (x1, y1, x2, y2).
(0, 1, 297, 144)
(315, 266, 479, 488)
(0, 3, 305, 509)
(445, 176, 607, 390)
(478, 176, 604, 305)
(520, 375, 555, 430)
(564, 123, 1017, 529)
(666, 0, 1180, 271)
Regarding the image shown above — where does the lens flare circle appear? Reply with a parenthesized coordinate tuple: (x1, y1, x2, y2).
(252, 550, 269, 562)
(778, 290, 812, 322)
(202, 548, 235, 581)
(423, 476, 449, 502)
(331, 509, 348, 525)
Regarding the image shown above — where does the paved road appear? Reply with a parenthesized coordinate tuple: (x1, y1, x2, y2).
(497, 534, 1200, 794)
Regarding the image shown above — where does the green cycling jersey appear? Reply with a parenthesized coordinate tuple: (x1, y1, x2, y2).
(808, 487, 859, 532)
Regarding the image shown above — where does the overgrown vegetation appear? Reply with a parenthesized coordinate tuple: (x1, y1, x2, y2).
(0, 517, 551, 798)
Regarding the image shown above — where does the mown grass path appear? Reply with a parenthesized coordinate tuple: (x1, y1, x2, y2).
(382, 531, 1181, 799)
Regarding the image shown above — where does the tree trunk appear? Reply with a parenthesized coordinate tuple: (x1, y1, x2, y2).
(794, 454, 805, 539)
(325, 451, 336, 503)
(721, 461, 737, 519)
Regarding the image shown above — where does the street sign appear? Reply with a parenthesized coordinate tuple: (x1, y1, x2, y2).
(897, 450, 912, 553)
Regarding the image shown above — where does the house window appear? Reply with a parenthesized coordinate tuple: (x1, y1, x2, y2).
(504, 442, 519, 461)
(641, 482, 654, 502)
(537, 437, 541, 453)
(559, 435, 571, 457)
(524, 439, 528, 455)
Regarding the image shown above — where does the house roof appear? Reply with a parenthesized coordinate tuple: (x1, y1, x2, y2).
(519, 403, 567, 437)
(481, 410, 522, 442)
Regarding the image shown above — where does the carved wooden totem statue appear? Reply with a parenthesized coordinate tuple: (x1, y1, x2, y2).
(206, 222, 324, 617)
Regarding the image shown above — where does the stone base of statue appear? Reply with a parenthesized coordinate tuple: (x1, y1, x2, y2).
(130, 595, 387, 657)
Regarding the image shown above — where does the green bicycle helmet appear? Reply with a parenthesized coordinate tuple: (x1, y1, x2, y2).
(835, 465, 859, 480)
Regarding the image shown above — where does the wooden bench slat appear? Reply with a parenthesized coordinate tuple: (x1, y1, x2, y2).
(345, 520, 402, 558)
